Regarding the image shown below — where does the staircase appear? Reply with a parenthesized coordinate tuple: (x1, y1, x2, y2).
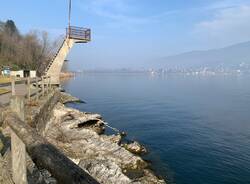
(45, 26, 91, 84)
(45, 38, 66, 74)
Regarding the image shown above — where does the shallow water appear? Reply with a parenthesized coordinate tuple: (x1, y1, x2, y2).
(63, 73, 250, 184)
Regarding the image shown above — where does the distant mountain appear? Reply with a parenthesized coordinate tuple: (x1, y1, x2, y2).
(159, 41, 250, 68)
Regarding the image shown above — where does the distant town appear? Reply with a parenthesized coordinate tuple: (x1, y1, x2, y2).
(74, 62, 250, 76)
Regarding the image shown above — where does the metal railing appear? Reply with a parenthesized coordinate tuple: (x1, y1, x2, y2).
(66, 26, 91, 41)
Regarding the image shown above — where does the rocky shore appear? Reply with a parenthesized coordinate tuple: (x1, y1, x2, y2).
(43, 92, 167, 184)
(0, 92, 167, 184)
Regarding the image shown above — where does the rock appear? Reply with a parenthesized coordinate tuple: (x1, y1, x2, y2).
(105, 134, 122, 145)
(0, 106, 7, 127)
(122, 167, 144, 180)
(60, 92, 85, 104)
(79, 158, 165, 184)
(91, 121, 106, 134)
(0, 139, 3, 154)
(120, 131, 127, 137)
(56, 104, 104, 134)
(79, 158, 132, 184)
(123, 141, 147, 155)
(59, 88, 66, 92)
(0, 150, 14, 184)
(43, 103, 166, 184)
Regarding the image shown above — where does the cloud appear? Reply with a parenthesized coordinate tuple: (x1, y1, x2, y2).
(79, 0, 147, 30)
(78, 0, 177, 31)
(194, 4, 250, 47)
(205, 0, 247, 10)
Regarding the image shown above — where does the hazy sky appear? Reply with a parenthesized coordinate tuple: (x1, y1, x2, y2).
(1, 0, 250, 69)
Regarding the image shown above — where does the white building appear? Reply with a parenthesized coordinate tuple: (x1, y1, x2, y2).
(10, 70, 37, 78)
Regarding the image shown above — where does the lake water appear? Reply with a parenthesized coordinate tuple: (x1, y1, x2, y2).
(63, 73, 250, 184)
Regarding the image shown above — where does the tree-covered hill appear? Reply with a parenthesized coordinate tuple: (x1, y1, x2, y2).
(0, 20, 59, 75)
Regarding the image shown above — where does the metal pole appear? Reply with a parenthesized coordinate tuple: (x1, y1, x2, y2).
(68, 0, 72, 33)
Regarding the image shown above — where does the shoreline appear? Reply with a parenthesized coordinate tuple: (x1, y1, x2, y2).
(49, 92, 167, 183)
(0, 89, 167, 183)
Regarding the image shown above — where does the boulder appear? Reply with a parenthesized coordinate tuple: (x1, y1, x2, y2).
(43, 102, 166, 184)
(60, 92, 85, 104)
(123, 141, 147, 155)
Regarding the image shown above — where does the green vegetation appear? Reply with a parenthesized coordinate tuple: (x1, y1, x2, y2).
(0, 20, 60, 75)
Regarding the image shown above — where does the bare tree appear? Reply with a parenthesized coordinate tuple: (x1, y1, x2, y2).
(0, 20, 60, 74)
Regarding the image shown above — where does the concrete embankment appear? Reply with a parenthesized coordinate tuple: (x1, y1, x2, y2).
(0, 90, 167, 184)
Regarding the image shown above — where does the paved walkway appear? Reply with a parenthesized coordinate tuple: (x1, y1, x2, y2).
(0, 84, 36, 106)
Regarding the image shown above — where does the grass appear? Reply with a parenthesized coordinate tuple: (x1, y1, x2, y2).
(0, 88, 10, 95)
(0, 76, 11, 95)
(0, 76, 11, 84)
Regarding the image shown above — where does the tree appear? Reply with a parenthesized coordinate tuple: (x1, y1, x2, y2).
(4, 20, 19, 36)
(0, 19, 59, 75)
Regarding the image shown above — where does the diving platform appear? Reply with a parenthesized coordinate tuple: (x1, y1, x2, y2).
(45, 26, 91, 84)
(67, 26, 91, 42)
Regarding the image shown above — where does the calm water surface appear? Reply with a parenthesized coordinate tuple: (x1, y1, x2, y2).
(63, 73, 250, 184)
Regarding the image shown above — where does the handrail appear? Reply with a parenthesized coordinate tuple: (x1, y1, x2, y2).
(66, 26, 91, 41)
(10, 75, 52, 101)
(45, 38, 66, 73)
(5, 96, 99, 184)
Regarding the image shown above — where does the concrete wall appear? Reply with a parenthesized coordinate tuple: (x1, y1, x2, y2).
(46, 38, 75, 84)
(10, 71, 24, 78)
(30, 71, 36, 78)
(30, 90, 60, 135)
(10, 71, 36, 78)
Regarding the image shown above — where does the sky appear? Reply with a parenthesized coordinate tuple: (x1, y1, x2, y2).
(1, 0, 250, 69)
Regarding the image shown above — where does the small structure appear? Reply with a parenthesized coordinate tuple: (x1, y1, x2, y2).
(10, 70, 37, 78)
(1, 66, 11, 76)
(45, 26, 91, 84)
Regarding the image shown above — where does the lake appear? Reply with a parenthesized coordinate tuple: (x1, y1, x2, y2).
(63, 73, 250, 184)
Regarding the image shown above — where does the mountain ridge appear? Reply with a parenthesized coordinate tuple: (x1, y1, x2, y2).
(158, 41, 250, 68)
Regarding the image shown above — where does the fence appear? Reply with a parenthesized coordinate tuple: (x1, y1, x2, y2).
(4, 76, 99, 184)
(10, 75, 51, 101)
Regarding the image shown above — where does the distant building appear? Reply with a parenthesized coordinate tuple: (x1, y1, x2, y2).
(10, 70, 37, 78)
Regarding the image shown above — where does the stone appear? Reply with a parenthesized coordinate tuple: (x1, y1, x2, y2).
(0, 139, 3, 154)
(43, 103, 166, 184)
(107, 134, 122, 145)
(0, 150, 14, 184)
(60, 92, 85, 104)
(123, 141, 148, 155)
